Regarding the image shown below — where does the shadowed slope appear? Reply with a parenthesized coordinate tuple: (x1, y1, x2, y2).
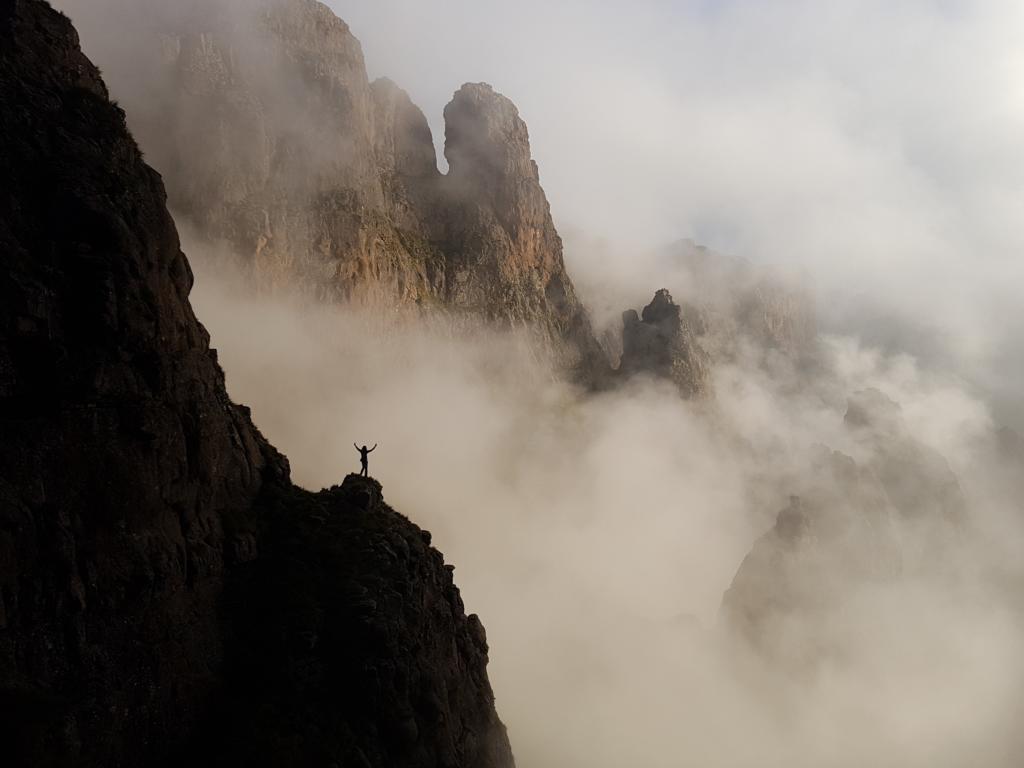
(0, 2, 513, 765)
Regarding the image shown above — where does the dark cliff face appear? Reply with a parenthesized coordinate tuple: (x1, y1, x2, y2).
(206, 475, 513, 768)
(58, 0, 604, 374)
(0, 2, 282, 758)
(0, 2, 513, 765)
(613, 241, 817, 398)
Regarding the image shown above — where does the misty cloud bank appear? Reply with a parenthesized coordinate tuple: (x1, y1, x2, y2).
(188, 244, 1023, 768)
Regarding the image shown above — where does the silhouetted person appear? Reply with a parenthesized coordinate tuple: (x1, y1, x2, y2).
(354, 443, 377, 477)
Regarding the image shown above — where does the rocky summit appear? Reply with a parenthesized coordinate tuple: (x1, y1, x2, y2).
(0, 2, 513, 765)
(618, 289, 710, 398)
(62, 0, 605, 375)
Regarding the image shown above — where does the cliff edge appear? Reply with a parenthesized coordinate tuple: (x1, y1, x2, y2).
(0, 2, 513, 765)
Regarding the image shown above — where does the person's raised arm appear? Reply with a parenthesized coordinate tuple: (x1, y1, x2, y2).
(354, 443, 359, 451)
(369, 444, 377, 452)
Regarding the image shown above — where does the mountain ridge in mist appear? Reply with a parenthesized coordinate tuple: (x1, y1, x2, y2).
(56, 0, 606, 376)
(22, 1, 1024, 765)
(56, 0, 825, 403)
(0, 2, 513, 764)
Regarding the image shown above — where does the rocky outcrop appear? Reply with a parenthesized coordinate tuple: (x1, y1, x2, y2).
(611, 240, 817, 396)
(0, 2, 513, 765)
(58, 0, 604, 373)
(665, 239, 818, 368)
(721, 449, 902, 659)
(618, 289, 710, 398)
(722, 390, 968, 658)
(205, 475, 513, 767)
(438, 83, 606, 369)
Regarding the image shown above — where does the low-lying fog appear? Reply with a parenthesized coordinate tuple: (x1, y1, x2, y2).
(189, 243, 1024, 768)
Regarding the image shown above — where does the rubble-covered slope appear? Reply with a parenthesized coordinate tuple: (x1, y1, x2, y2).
(0, 2, 512, 765)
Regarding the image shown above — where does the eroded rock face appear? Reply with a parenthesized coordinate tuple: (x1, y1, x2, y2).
(618, 289, 710, 398)
(0, 3, 513, 765)
(58, 0, 604, 373)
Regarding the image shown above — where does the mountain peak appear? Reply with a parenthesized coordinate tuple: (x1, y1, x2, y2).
(63, 0, 604, 372)
(444, 81, 536, 213)
(618, 290, 709, 397)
